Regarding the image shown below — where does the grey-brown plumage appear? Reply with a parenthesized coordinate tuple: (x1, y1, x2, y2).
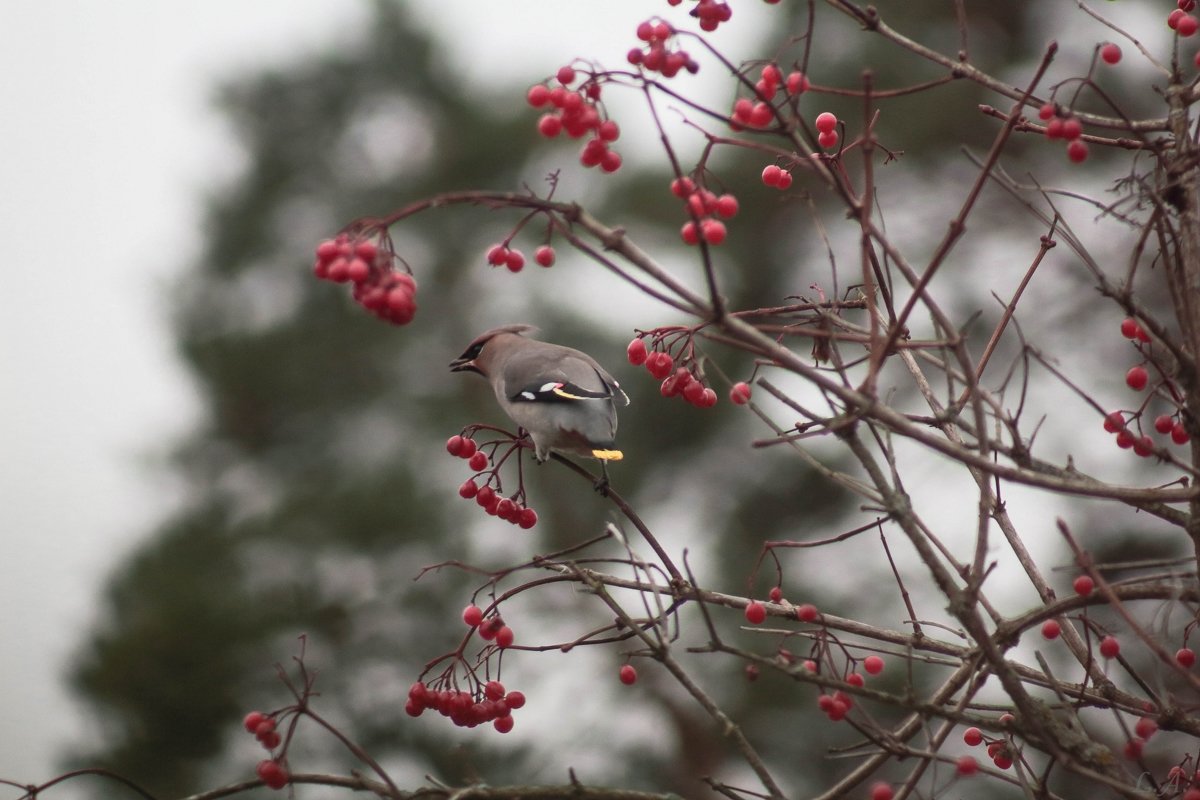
(449, 324, 628, 462)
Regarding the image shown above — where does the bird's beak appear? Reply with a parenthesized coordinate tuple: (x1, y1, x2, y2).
(448, 357, 478, 373)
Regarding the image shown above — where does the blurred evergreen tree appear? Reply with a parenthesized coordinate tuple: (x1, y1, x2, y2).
(64, 3, 1059, 799)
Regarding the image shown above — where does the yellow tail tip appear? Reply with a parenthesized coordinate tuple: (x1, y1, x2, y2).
(592, 449, 624, 461)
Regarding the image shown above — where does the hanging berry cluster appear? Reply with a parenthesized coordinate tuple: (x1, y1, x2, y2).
(312, 234, 417, 325)
(626, 19, 698, 77)
(670, 176, 737, 246)
(527, 66, 622, 173)
(626, 333, 722, 408)
(1102, 317, 1191, 455)
(446, 433, 539, 529)
(240, 711, 290, 790)
(406, 604, 523, 733)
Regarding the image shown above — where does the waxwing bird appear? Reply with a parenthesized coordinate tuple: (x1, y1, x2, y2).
(449, 324, 629, 466)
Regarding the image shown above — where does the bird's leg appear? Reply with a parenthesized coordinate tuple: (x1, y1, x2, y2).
(593, 461, 611, 496)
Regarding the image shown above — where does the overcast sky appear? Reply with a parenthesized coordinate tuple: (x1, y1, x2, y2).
(0, 1, 783, 789)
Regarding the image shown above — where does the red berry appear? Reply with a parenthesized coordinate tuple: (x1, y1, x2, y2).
(869, 782, 893, 800)
(744, 601, 767, 624)
(768, 586, 783, 602)
(1134, 435, 1155, 457)
(700, 218, 727, 245)
(1170, 8, 1187, 29)
(1041, 619, 1061, 639)
(537, 113, 563, 138)
(1103, 411, 1125, 433)
(698, 387, 718, 407)
(534, 245, 556, 267)
(243, 711, 267, 734)
(814, 111, 838, 133)
(468, 451, 489, 471)
(627, 338, 648, 366)
(1135, 716, 1158, 740)
(484, 680, 505, 700)
(1155, 414, 1175, 434)
(796, 603, 818, 622)
(256, 760, 289, 790)
(505, 690, 526, 709)
(505, 249, 525, 273)
(776, 171, 793, 189)
(786, 71, 810, 95)
(495, 625, 515, 648)
(1061, 118, 1083, 140)
(1181, 14, 1200, 36)
(556, 65, 577, 85)
(1045, 117, 1065, 139)
(761, 164, 782, 186)
(748, 102, 773, 127)
(1101, 43, 1122, 64)
(957, 755, 979, 776)
(1126, 365, 1149, 390)
(730, 381, 752, 405)
(600, 149, 623, 173)
(619, 664, 638, 685)
(518, 507, 538, 529)
(493, 715, 515, 733)
(458, 437, 477, 458)
(458, 479, 479, 499)
(845, 672, 864, 687)
(993, 754, 1013, 770)
(254, 718, 276, 739)
(714, 194, 739, 218)
(1066, 138, 1089, 163)
(462, 604, 484, 627)
(963, 726, 983, 746)
(1185, 0, 1198, 11)
(817, 130, 839, 149)
(682, 378, 707, 406)
(486, 244, 509, 266)
(1172, 422, 1191, 444)
(680, 220, 699, 245)
(1073, 575, 1095, 596)
(1099, 635, 1121, 659)
(527, 84, 551, 107)
(671, 176, 696, 197)
(1176, 646, 1196, 667)
(863, 655, 884, 675)
(1038, 102, 1056, 120)
(1115, 429, 1136, 449)
(597, 120, 620, 142)
(1124, 739, 1143, 760)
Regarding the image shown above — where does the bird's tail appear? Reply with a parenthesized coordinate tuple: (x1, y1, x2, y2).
(592, 449, 624, 461)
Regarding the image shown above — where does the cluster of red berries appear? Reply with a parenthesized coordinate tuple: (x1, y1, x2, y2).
(730, 65, 809, 131)
(486, 243, 555, 272)
(627, 19, 698, 77)
(406, 676, 525, 733)
(962, 717, 1016, 770)
(814, 111, 839, 149)
(446, 436, 539, 529)
(746, 587, 819, 625)
(626, 338, 719, 407)
(527, 67, 622, 173)
(462, 603, 517, 648)
(1103, 318, 1191, 453)
(760, 164, 794, 190)
(1037, 103, 1089, 163)
(313, 235, 417, 325)
(1122, 714, 1163, 760)
(1166, 767, 1200, 800)
(242, 711, 289, 790)
(1169, 1, 1199, 37)
(670, 177, 737, 246)
(688, 0, 733, 32)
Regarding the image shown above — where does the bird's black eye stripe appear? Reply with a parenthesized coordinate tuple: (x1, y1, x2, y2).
(459, 343, 484, 360)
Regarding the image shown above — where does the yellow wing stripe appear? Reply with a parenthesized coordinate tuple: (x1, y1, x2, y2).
(552, 385, 591, 400)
